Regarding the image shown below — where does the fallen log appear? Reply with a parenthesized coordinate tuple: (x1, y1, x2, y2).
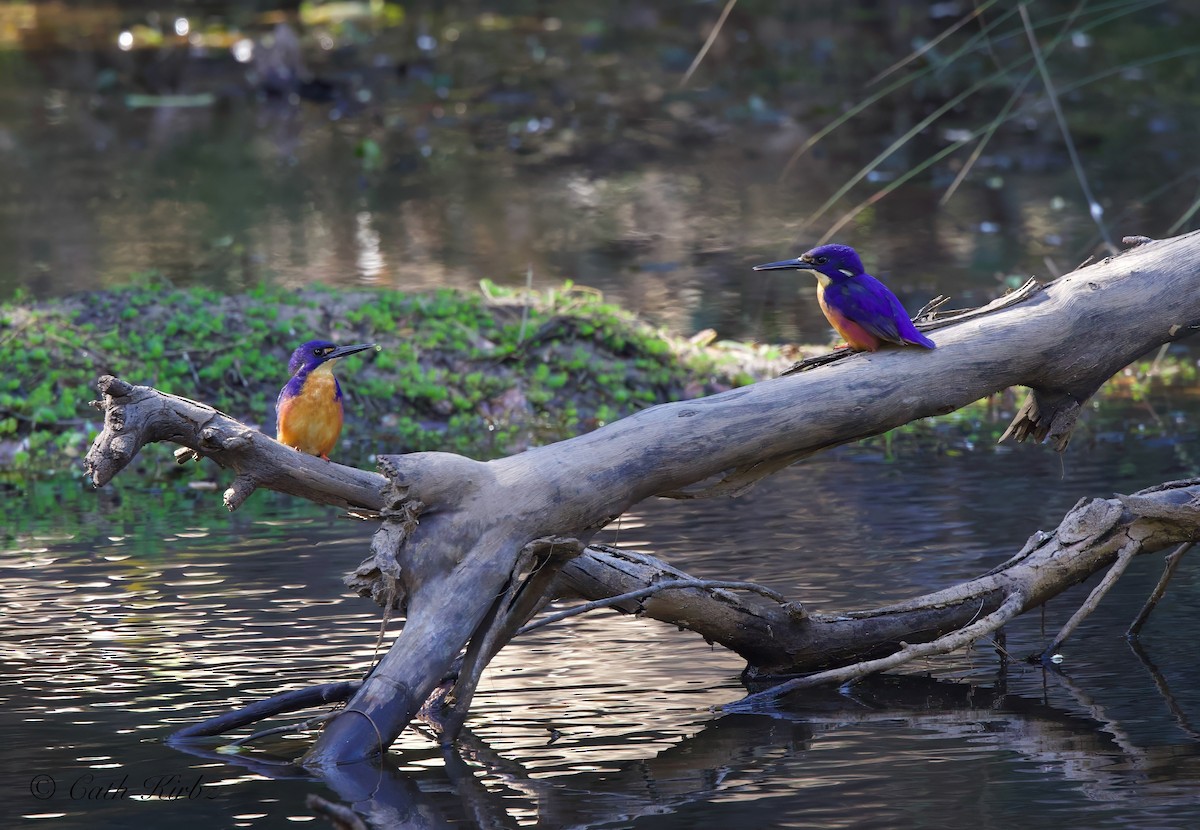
(84, 231, 1200, 767)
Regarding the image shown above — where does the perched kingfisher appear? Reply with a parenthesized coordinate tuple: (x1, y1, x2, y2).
(754, 243, 935, 352)
(276, 340, 376, 460)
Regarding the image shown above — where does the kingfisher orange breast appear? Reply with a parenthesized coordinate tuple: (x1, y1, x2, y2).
(276, 369, 344, 459)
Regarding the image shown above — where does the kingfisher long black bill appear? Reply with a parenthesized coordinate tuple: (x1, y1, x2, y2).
(753, 258, 812, 271)
(327, 343, 377, 360)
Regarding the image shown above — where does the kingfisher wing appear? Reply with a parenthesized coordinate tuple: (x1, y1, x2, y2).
(831, 275, 935, 348)
(276, 375, 303, 438)
(828, 277, 909, 345)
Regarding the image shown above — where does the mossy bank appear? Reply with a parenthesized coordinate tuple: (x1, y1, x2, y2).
(3, 280, 1195, 476)
(0, 280, 792, 474)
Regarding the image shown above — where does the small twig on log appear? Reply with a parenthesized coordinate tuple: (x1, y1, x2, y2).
(917, 278, 1043, 330)
(780, 349, 855, 376)
(982, 526, 1057, 576)
(1041, 541, 1140, 658)
(726, 591, 1026, 710)
(1128, 542, 1194, 637)
(913, 294, 952, 321)
(169, 682, 361, 741)
(519, 578, 794, 635)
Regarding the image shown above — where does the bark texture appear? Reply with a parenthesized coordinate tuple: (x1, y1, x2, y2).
(83, 231, 1200, 767)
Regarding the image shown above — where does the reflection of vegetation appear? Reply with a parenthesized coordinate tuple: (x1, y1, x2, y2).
(0, 473, 321, 553)
(0, 281, 783, 472)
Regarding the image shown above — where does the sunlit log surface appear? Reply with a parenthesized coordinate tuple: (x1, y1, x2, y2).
(84, 231, 1200, 767)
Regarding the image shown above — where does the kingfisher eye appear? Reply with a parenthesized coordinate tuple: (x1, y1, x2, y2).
(815, 255, 829, 265)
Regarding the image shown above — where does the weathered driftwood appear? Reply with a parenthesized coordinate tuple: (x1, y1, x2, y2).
(85, 231, 1200, 768)
(553, 480, 1200, 688)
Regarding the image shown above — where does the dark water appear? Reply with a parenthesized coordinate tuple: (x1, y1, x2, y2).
(5, 433, 1200, 828)
(5, 2, 1200, 827)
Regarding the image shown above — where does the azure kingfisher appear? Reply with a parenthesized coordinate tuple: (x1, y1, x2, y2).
(754, 243, 935, 352)
(276, 340, 376, 460)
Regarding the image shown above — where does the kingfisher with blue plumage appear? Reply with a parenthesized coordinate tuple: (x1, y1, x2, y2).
(754, 243, 935, 353)
(275, 339, 377, 460)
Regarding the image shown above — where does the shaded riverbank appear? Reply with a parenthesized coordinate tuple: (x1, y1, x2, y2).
(2, 281, 1196, 474)
(0, 280, 793, 471)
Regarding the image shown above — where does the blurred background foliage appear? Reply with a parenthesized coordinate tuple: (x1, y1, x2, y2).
(2, 0, 1199, 340)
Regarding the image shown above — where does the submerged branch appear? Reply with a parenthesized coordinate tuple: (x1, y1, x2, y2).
(728, 592, 1028, 710)
(169, 682, 361, 741)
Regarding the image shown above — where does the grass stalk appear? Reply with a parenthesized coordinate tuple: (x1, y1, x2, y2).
(865, 0, 1002, 88)
(940, 0, 1089, 205)
(680, 0, 738, 88)
(779, 0, 1160, 186)
(802, 0, 1163, 237)
(1019, 2, 1116, 253)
